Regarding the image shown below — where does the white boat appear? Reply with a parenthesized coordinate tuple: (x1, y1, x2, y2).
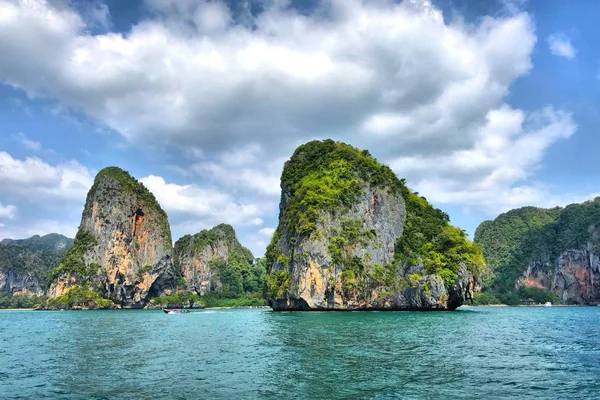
(544, 302, 552, 307)
(162, 308, 190, 314)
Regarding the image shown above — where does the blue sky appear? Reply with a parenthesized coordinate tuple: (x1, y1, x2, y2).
(0, 0, 598, 256)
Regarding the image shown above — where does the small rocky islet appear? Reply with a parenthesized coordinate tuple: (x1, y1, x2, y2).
(1, 139, 599, 309)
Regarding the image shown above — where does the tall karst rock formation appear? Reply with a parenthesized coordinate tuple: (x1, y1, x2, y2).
(174, 224, 262, 298)
(48, 167, 174, 308)
(266, 140, 484, 311)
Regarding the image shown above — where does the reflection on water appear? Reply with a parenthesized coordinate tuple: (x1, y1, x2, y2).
(1, 307, 599, 399)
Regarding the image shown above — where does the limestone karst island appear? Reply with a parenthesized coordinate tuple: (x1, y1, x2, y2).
(1, 0, 599, 398)
(2, 140, 599, 311)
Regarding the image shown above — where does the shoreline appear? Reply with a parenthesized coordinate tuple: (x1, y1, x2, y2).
(2, 304, 597, 311)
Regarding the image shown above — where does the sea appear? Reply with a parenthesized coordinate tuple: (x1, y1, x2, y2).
(0, 306, 598, 399)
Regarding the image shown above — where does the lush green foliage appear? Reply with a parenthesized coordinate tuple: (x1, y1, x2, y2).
(472, 288, 558, 306)
(47, 284, 112, 309)
(266, 270, 291, 298)
(151, 292, 265, 308)
(49, 231, 99, 281)
(475, 198, 600, 298)
(88, 167, 172, 247)
(1, 233, 73, 251)
(197, 294, 266, 307)
(395, 189, 485, 284)
(151, 292, 203, 308)
(474, 206, 561, 290)
(275, 139, 402, 238)
(472, 291, 500, 305)
(517, 286, 559, 304)
(0, 295, 47, 309)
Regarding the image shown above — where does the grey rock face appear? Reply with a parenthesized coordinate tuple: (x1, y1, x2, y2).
(518, 245, 600, 304)
(174, 236, 228, 295)
(48, 168, 174, 307)
(0, 242, 67, 297)
(268, 181, 474, 311)
(269, 184, 406, 309)
(0, 269, 44, 296)
(173, 224, 254, 295)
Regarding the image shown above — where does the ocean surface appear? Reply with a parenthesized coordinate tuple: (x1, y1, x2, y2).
(0, 306, 599, 399)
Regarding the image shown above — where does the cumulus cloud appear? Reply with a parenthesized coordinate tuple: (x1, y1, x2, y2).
(0, 151, 93, 201)
(0, 0, 536, 156)
(389, 106, 578, 213)
(191, 144, 283, 197)
(139, 174, 267, 227)
(0, 0, 583, 243)
(259, 227, 275, 237)
(0, 202, 17, 220)
(547, 33, 576, 59)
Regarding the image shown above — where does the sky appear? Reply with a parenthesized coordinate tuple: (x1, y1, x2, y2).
(0, 0, 599, 256)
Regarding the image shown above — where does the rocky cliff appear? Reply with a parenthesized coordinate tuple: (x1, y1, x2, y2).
(48, 167, 174, 308)
(475, 198, 600, 304)
(173, 224, 263, 297)
(266, 140, 484, 311)
(0, 234, 72, 297)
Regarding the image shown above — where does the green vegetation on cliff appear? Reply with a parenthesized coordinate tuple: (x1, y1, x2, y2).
(276, 139, 402, 238)
(49, 231, 99, 281)
(474, 197, 600, 296)
(47, 284, 112, 309)
(474, 206, 561, 288)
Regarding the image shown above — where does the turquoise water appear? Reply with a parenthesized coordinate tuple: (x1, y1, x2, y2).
(0, 307, 599, 399)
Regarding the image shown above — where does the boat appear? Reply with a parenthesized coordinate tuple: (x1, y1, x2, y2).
(162, 308, 190, 314)
(544, 302, 552, 307)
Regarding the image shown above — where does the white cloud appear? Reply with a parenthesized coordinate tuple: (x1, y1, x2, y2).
(389, 106, 577, 213)
(191, 144, 283, 197)
(0, 0, 582, 235)
(139, 174, 266, 227)
(547, 33, 576, 59)
(13, 132, 41, 151)
(249, 217, 264, 226)
(0, 0, 535, 155)
(0, 151, 93, 202)
(0, 218, 77, 240)
(0, 202, 17, 220)
(259, 227, 275, 238)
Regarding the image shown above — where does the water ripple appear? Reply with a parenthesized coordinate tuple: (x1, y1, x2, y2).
(0, 307, 599, 399)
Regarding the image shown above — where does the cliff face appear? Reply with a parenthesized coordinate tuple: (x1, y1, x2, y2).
(173, 224, 260, 297)
(0, 235, 71, 296)
(48, 167, 174, 308)
(0, 268, 44, 296)
(518, 248, 600, 304)
(475, 198, 600, 304)
(266, 140, 483, 311)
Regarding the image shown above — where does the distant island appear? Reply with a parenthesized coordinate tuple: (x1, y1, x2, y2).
(1, 140, 599, 310)
(474, 202, 600, 306)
